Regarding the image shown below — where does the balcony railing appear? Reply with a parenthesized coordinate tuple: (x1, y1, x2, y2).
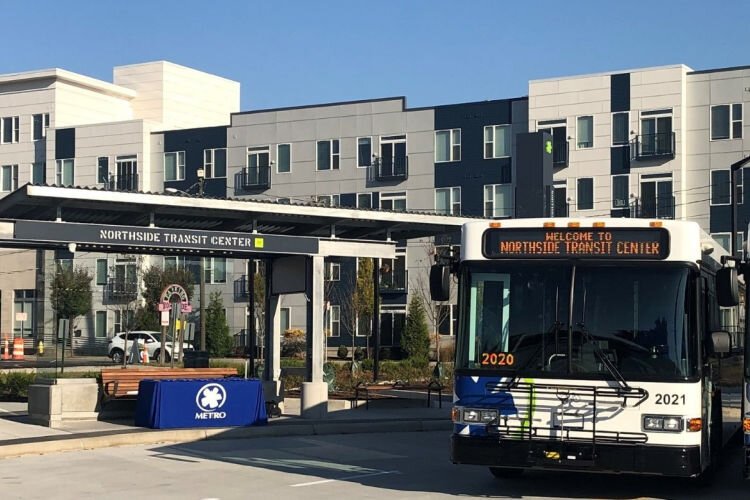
(104, 280, 138, 303)
(552, 202, 569, 217)
(234, 275, 249, 300)
(375, 156, 408, 181)
(629, 197, 675, 220)
(234, 166, 271, 193)
(630, 132, 675, 161)
(552, 141, 569, 167)
(103, 173, 139, 192)
(380, 269, 408, 294)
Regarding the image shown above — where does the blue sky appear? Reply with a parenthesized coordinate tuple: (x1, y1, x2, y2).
(3, 1, 746, 110)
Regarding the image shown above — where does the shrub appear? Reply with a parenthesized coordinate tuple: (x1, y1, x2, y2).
(337, 345, 349, 359)
(281, 328, 306, 359)
(0, 372, 37, 400)
(402, 295, 430, 364)
(205, 291, 233, 357)
(353, 346, 364, 361)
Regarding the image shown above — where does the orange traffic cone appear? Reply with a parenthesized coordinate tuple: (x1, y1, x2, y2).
(12, 337, 24, 360)
(1, 338, 9, 360)
(140, 345, 149, 364)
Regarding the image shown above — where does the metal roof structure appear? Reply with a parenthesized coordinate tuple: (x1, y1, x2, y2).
(0, 184, 475, 242)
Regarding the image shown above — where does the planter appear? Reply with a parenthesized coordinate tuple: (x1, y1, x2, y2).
(28, 378, 100, 428)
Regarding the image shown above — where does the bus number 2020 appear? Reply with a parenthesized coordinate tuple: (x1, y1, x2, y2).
(481, 353, 515, 366)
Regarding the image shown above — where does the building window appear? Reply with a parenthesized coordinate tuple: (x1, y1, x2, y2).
(14, 290, 35, 338)
(32, 113, 50, 141)
(380, 252, 407, 292)
(357, 137, 372, 167)
(710, 169, 731, 205)
(95, 311, 108, 338)
(204, 148, 227, 178)
(32, 162, 45, 184)
(206, 257, 227, 284)
(612, 175, 629, 209)
(380, 191, 406, 211)
(380, 310, 405, 347)
(435, 187, 461, 215)
(435, 129, 461, 162)
(711, 232, 744, 256)
(55, 159, 74, 186)
(97, 157, 109, 184)
(114, 310, 135, 333)
(280, 307, 291, 333)
(640, 111, 672, 155)
(314, 194, 340, 207)
(612, 112, 629, 146)
(552, 185, 568, 217)
(1, 116, 19, 144)
(317, 139, 340, 171)
(247, 146, 270, 174)
(639, 177, 674, 219)
(96, 259, 108, 285)
(357, 192, 373, 209)
(438, 304, 458, 336)
(576, 116, 593, 149)
(164, 151, 185, 181)
(112, 261, 137, 294)
(276, 144, 291, 174)
(484, 125, 511, 158)
(483, 184, 513, 218)
(576, 177, 594, 210)
(328, 305, 340, 337)
(0, 164, 18, 192)
(711, 104, 743, 140)
(325, 262, 341, 281)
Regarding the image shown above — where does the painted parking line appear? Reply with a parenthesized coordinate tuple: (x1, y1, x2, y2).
(290, 470, 400, 488)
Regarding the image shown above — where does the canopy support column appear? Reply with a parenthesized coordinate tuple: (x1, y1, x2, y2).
(301, 254, 327, 418)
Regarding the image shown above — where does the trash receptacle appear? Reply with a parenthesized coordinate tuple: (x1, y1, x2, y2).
(184, 350, 209, 368)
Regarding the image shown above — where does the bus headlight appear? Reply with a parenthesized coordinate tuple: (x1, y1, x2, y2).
(463, 409, 480, 422)
(643, 415, 684, 432)
(480, 410, 498, 423)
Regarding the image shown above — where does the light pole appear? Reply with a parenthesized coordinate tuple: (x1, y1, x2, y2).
(730, 156, 750, 258)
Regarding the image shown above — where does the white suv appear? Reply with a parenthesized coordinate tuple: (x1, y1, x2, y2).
(107, 331, 192, 364)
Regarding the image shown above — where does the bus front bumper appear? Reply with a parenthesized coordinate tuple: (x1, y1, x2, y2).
(451, 435, 702, 477)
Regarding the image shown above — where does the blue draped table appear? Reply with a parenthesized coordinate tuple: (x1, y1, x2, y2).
(135, 378, 267, 429)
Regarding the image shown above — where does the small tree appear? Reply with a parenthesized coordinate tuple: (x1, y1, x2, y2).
(50, 266, 93, 357)
(205, 291, 233, 357)
(402, 295, 430, 366)
(353, 258, 374, 356)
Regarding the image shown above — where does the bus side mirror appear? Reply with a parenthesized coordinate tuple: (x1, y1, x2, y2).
(711, 330, 731, 356)
(717, 267, 739, 307)
(430, 264, 450, 302)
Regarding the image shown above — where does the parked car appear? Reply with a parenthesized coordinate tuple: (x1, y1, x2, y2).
(107, 330, 192, 364)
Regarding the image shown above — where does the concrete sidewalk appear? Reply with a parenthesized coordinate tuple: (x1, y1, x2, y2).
(0, 397, 452, 460)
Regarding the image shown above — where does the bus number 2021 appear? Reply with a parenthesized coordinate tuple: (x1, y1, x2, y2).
(654, 393, 686, 405)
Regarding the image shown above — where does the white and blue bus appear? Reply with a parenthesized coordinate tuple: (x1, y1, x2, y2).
(431, 218, 742, 479)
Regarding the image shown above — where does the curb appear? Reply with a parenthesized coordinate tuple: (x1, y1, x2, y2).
(0, 418, 452, 460)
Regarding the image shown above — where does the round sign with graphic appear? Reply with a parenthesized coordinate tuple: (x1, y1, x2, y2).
(196, 383, 227, 413)
(160, 283, 189, 303)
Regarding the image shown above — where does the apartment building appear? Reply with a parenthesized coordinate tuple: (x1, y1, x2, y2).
(0, 59, 747, 356)
(0, 61, 239, 352)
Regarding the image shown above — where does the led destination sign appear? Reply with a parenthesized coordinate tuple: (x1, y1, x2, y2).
(483, 227, 670, 259)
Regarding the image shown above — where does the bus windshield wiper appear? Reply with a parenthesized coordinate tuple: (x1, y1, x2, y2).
(507, 321, 561, 389)
(578, 323, 631, 391)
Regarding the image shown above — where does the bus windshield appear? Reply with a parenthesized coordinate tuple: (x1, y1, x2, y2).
(457, 262, 697, 380)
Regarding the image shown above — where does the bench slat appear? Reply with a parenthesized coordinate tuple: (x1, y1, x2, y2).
(100, 367, 238, 399)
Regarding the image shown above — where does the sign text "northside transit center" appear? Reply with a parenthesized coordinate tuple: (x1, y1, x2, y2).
(483, 228, 670, 259)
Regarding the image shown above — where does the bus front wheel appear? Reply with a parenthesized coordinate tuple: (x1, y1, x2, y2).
(489, 467, 524, 479)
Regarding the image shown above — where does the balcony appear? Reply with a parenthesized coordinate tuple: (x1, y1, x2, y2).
(380, 269, 408, 294)
(234, 166, 271, 194)
(629, 197, 675, 220)
(234, 275, 250, 301)
(103, 280, 138, 303)
(552, 141, 569, 168)
(375, 156, 408, 181)
(103, 173, 139, 192)
(630, 132, 675, 161)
